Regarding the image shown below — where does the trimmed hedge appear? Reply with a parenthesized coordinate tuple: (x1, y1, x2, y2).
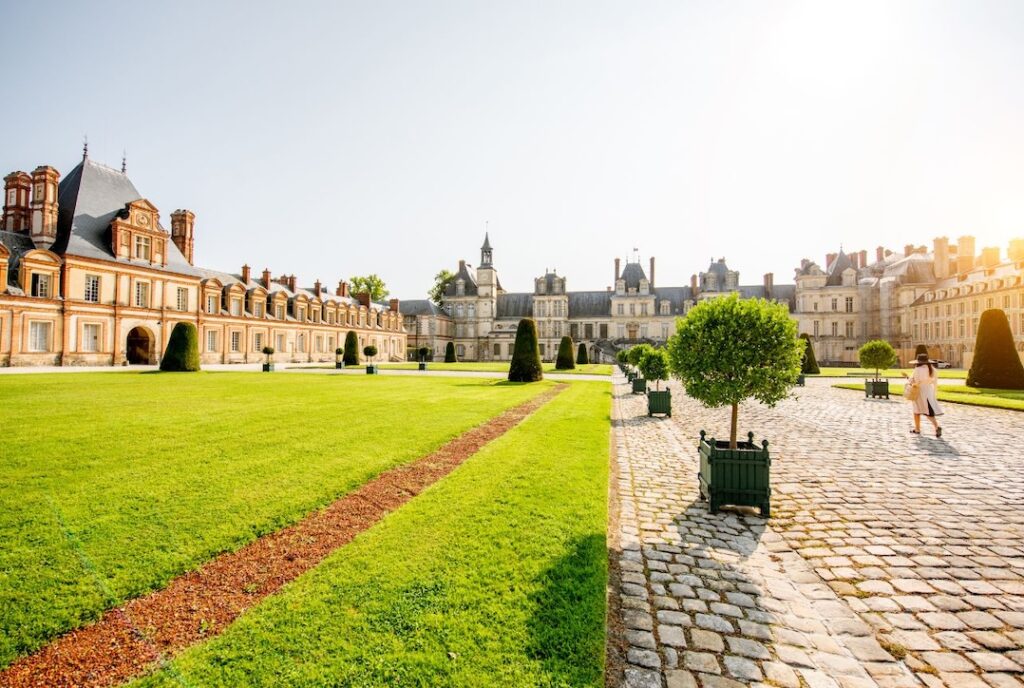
(968, 309, 1024, 389)
(160, 322, 200, 372)
(508, 318, 543, 382)
(800, 333, 820, 374)
(576, 342, 589, 365)
(445, 341, 457, 363)
(363, 345, 378, 360)
(555, 336, 575, 370)
(343, 331, 359, 365)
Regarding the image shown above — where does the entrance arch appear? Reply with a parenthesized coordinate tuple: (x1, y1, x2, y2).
(126, 327, 155, 364)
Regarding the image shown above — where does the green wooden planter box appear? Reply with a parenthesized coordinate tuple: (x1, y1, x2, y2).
(262, 363, 275, 372)
(698, 430, 771, 517)
(366, 365, 378, 375)
(796, 374, 805, 387)
(864, 379, 889, 399)
(335, 361, 345, 369)
(418, 362, 428, 371)
(647, 389, 671, 417)
(632, 378, 647, 394)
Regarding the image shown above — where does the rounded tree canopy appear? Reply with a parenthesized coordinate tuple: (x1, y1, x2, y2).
(363, 345, 378, 358)
(627, 343, 654, 367)
(335, 347, 344, 355)
(858, 339, 897, 378)
(638, 347, 670, 383)
(616, 349, 629, 364)
(262, 346, 275, 356)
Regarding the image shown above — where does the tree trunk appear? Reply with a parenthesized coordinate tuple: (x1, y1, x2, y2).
(730, 402, 738, 449)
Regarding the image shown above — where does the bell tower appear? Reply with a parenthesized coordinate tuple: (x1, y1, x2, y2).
(170, 209, 196, 264)
(3, 171, 32, 232)
(475, 232, 499, 330)
(29, 166, 60, 248)
(480, 232, 493, 268)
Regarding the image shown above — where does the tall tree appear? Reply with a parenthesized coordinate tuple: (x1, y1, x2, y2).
(348, 274, 389, 302)
(429, 269, 455, 306)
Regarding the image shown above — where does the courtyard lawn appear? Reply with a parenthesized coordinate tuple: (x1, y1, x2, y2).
(131, 381, 610, 688)
(833, 382, 1024, 411)
(813, 366, 966, 379)
(0, 373, 548, 669)
(292, 362, 614, 375)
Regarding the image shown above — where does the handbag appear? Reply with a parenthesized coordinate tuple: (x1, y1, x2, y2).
(904, 383, 920, 401)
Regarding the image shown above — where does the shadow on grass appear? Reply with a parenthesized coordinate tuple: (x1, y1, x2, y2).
(526, 533, 607, 688)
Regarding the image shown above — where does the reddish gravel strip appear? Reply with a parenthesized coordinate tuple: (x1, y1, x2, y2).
(1, 385, 564, 688)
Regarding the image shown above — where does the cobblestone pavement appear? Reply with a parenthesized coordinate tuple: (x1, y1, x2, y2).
(612, 375, 1024, 688)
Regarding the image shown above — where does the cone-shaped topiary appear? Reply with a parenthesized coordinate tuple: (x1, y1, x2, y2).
(967, 309, 1024, 389)
(508, 318, 543, 382)
(555, 336, 575, 370)
(445, 341, 457, 363)
(858, 339, 897, 380)
(343, 331, 359, 365)
(800, 333, 820, 374)
(577, 342, 589, 365)
(160, 322, 201, 372)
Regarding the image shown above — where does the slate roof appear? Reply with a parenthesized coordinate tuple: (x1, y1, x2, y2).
(401, 299, 449, 317)
(706, 258, 731, 277)
(568, 290, 611, 317)
(496, 292, 533, 318)
(653, 286, 693, 313)
(825, 250, 855, 286)
(620, 262, 647, 290)
(53, 158, 202, 276)
(444, 261, 478, 297)
(0, 230, 36, 292)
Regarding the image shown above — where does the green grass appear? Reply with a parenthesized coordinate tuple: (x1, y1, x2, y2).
(813, 366, 966, 379)
(833, 382, 1024, 411)
(0, 373, 548, 668)
(131, 382, 610, 687)
(293, 362, 613, 376)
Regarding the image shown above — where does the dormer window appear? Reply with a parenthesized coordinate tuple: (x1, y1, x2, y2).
(30, 273, 50, 298)
(207, 295, 217, 314)
(134, 235, 151, 261)
(230, 299, 241, 316)
(456, 280, 465, 296)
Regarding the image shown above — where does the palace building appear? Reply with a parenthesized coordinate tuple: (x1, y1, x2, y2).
(0, 151, 406, 367)
(417, 236, 795, 362)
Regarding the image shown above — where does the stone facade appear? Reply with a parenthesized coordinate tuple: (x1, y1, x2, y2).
(795, 238, 1024, 367)
(0, 153, 406, 367)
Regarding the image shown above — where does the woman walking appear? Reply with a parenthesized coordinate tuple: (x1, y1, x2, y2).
(902, 353, 944, 436)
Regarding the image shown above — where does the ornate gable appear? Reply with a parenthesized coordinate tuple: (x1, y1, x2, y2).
(110, 199, 170, 266)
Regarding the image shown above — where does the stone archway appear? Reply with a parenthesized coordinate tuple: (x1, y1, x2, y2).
(126, 327, 155, 364)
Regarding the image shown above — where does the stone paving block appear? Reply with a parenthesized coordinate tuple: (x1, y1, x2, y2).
(683, 651, 721, 675)
(659, 624, 688, 648)
(625, 666, 663, 688)
(628, 648, 662, 670)
(722, 655, 762, 681)
(665, 669, 698, 688)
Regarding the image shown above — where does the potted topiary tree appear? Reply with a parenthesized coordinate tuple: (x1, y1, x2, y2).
(858, 339, 897, 399)
(418, 346, 430, 371)
(364, 345, 378, 374)
(555, 335, 575, 370)
(508, 318, 543, 382)
(798, 333, 819, 385)
(160, 322, 201, 372)
(445, 341, 457, 363)
(967, 309, 1024, 389)
(577, 342, 589, 365)
(261, 345, 275, 372)
(334, 347, 345, 369)
(640, 347, 671, 416)
(343, 331, 359, 366)
(666, 295, 802, 517)
(628, 343, 654, 393)
(616, 349, 629, 374)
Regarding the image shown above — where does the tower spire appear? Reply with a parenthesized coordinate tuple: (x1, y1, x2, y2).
(82, 135, 89, 160)
(121, 149, 127, 174)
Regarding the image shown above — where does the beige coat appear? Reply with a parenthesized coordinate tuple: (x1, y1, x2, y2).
(909, 365, 944, 416)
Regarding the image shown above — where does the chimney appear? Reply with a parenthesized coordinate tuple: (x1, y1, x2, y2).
(355, 292, 371, 308)
(336, 280, 345, 296)
(826, 252, 837, 269)
(933, 237, 949, 280)
(313, 279, 322, 295)
(956, 235, 975, 274)
(1009, 238, 1024, 263)
(288, 274, 297, 292)
(459, 259, 466, 272)
(170, 209, 196, 265)
(615, 258, 621, 283)
(981, 247, 1000, 269)
(903, 244, 914, 258)
(763, 272, 774, 298)
(2, 171, 32, 232)
(341, 281, 349, 297)
(876, 246, 885, 263)
(858, 250, 867, 268)
(389, 298, 400, 312)
(29, 165, 60, 248)
(690, 273, 699, 298)
(262, 268, 272, 289)
(241, 264, 251, 284)
(849, 253, 859, 270)
(649, 257, 655, 288)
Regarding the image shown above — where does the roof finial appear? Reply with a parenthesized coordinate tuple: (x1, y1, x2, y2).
(121, 149, 127, 174)
(82, 135, 89, 160)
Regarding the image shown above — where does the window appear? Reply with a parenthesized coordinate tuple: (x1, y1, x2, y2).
(134, 235, 151, 261)
(617, 304, 624, 315)
(959, 320, 965, 338)
(640, 325, 648, 339)
(831, 321, 838, 337)
(315, 335, 323, 353)
(275, 304, 285, 319)
(661, 301, 670, 315)
(845, 321, 854, 338)
(831, 298, 838, 311)
(493, 343, 501, 357)
(254, 301, 264, 317)
(629, 303, 635, 315)
(327, 311, 334, 324)
(176, 287, 188, 311)
(276, 334, 285, 352)
(134, 282, 150, 308)
(312, 308, 320, 323)
(455, 304, 463, 318)
(538, 343, 545, 356)
(84, 275, 100, 303)
(207, 330, 218, 352)
(845, 297, 854, 313)
(82, 323, 101, 352)
(946, 321, 953, 338)
(599, 324, 608, 338)
(207, 295, 218, 314)
(813, 302, 818, 311)
(30, 273, 50, 298)
(468, 304, 475, 318)
(661, 324, 669, 339)
(813, 321, 820, 337)
(254, 332, 264, 351)
(617, 324, 625, 338)
(29, 321, 51, 351)
(227, 331, 239, 352)
(641, 303, 648, 316)
(231, 299, 241, 316)
(456, 344, 465, 357)
(298, 334, 306, 353)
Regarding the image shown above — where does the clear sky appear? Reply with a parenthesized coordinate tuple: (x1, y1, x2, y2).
(2, 1, 1023, 298)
